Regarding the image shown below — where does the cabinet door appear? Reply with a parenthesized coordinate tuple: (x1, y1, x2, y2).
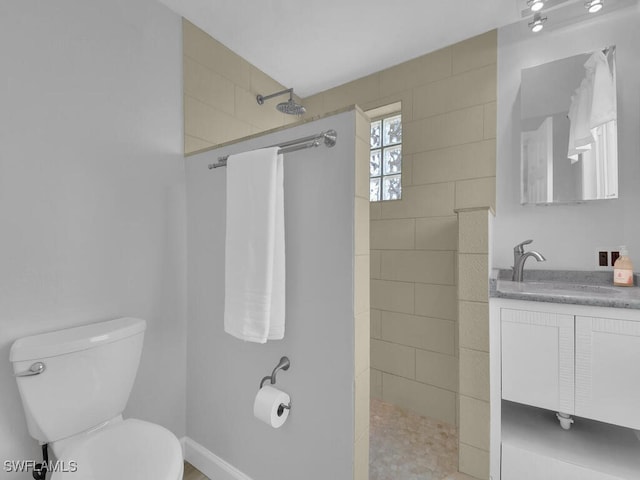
(575, 316, 640, 429)
(501, 308, 574, 413)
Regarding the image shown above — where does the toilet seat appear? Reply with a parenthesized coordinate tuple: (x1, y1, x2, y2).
(51, 419, 183, 480)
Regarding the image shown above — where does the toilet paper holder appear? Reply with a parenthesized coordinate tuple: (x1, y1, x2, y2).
(259, 356, 291, 414)
(259, 356, 290, 389)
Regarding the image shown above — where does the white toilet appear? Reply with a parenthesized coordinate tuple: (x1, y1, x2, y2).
(10, 317, 183, 480)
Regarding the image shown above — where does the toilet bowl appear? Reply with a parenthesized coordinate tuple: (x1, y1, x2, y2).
(10, 317, 183, 480)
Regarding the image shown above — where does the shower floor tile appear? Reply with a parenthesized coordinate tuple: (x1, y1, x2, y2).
(370, 398, 466, 480)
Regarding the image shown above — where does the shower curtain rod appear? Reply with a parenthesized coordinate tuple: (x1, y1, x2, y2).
(207, 129, 337, 169)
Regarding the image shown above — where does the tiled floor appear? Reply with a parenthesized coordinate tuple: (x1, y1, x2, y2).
(370, 398, 474, 480)
(183, 400, 475, 480)
(183, 462, 209, 480)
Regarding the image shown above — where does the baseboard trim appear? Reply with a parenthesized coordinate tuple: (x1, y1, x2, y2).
(183, 437, 253, 480)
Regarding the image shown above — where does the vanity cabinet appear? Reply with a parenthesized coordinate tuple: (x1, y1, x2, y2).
(500, 305, 640, 428)
(491, 298, 640, 480)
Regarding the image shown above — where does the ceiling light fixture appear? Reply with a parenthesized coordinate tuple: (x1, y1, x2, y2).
(585, 0, 603, 13)
(528, 13, 547, 32)
(528, 0, 545, 12)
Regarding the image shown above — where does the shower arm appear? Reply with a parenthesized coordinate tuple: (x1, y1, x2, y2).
(256, 88, 293, 105)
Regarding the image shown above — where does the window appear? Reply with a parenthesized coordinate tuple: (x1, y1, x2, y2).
(369, 113, 402, 202)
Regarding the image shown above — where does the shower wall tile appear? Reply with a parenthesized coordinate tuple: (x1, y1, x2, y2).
(380, 250, 455, 285)
(455, 176, 496, 211)
(321, 73, 380, 114)
(459, 396, 490, 450)
(382, 373, 457, 425)
(379, 183, 455, 219)
(355, 311, 370, 377)
(484, 102, 497, 140)
(355, 197, 370, 255)
(451, 30, 497, 75)
(184, 135, 214, 155)
(458, 209, 490, 254)
(414, 283, 456, 320)
(184, 56, 235, 115)
(371, 339, 415, 379)
(458, 254, 489, 303)
(371, 280, 414, 314)
(380, 312, 455, 355)
(370, 251, 381, 280)
(415, 349, 458, 391)
(359, 89, 414, 123)
(459, 301, 489, 353)
(355, 368, 370, 440)
(354, 426, 370, 480)
(355, 137, 370, 199)
(371, 369, 383, 399)
(355, 255, 370, 315)
(371, 219, 415, 250)
(414, 216, 458, 251)
(413, 65, 496, 119)
(370, 309, 382, 339)
(459, 348, 490, 401)
(412, 140, 496, 186)
(458, 443, 490, 480)
(378, 46, 452, 97)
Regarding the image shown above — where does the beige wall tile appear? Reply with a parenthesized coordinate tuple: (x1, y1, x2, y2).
(184, 96, 252, 144)
(382, 373, 457, 425)
(414, 283, 456, 320)
(380, 183, 455, 219)
(183, 19, 251, 90)
(458, 209, 489, 254)
(459, 395, 490, 449)
(379, 47, 452, 97)
(355, 137, 370, 199)
(381, 311, 455, 355)
(355, 255, 370, 315)
(451, 30, 497, 75)
(362, 90, 414, 123)
(458, 254, 488, 302)
(455, 177, 496, 211)
(301, 93, 325, 118)
(413, 65, 497, 120)
(371, 280, 414, 314)
(371, 369, 383, 398)
(415, 216, 458, 251)
(370, 202, 381, 220)
(412, 140, 496, 186)
(354, 427, 370, 480)
(323, 73, 381, 113)
(236, 85, 286, 131)
(459, 443, 490, 480)
(380, 250, 455, 285)
(415, 349, 458, 391)
(355, 197, 370, 255)
(355, 109, 371, 143)
(370, 250, 381, 280)
(403, 106, 484, 154)
(184, 135, 214, 155)
(371, 219, 415, 250)
(371, 339, 415, 378)
(355, 311, 370, 376)
(184, 56, 235, 115)
(459, 301, 489, 352)
(371, 308, 382, 339)
(483, 102, 496, 139)
(459, 348, 490, 401)
(354, 369, 370, 439)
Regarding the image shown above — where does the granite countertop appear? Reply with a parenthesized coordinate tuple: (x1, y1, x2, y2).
(490, 269, 640, 309)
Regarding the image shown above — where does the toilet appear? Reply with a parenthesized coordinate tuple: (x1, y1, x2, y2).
(10, 317, 183, 480)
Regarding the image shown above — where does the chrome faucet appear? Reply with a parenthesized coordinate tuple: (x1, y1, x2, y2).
(512, 239, 546, 282)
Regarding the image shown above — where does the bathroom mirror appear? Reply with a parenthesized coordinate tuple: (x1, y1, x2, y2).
(520, 46, 618, 205)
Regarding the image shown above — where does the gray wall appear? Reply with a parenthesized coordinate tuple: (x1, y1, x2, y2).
(185, 111, 356, 480)
(0, 0, 186, 471)
(495, 3, 640, 269)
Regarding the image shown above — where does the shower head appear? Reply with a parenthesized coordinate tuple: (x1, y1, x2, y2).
(257, 88, 306, 116)
(277, 97, 306, 115)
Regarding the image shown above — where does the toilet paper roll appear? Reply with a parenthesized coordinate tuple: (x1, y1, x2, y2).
(253, 385, 290, 428)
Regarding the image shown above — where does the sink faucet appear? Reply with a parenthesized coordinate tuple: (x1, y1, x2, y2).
(513, 239, 546, 282)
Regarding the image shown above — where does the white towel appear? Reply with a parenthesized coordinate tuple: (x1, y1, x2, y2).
(224, 147, 285, 343)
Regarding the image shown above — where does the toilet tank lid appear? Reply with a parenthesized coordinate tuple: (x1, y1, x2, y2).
(10, 317, 146, 362)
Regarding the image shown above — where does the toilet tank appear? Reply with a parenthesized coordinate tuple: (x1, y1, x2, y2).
(10, 317, 146, 443)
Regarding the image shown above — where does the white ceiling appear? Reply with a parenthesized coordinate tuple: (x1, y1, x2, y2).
(158, 0, 524, 97)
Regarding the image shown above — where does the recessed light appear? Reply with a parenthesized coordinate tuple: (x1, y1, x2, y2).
(585, 0, 603, 13)
(528, 13, 547, 32)
(528, 0, 545, 12)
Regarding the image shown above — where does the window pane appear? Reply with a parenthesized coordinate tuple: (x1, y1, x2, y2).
(370, 177, 381, 202)
(382, 174, 402, 201)
(383, 115, 402, 146)
(370, 149, 381, 177)
(370, 120, 381, 149)
(383, 146, 402, 175)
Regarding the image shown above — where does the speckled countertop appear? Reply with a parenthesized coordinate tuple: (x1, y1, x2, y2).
(490, 269, 640, 309)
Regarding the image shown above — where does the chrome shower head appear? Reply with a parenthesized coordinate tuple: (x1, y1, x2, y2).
(277, 97, 306, 115)
(257, 88, 306, 116)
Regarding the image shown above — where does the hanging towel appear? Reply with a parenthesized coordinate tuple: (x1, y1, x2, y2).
(224, 147, 285, 343)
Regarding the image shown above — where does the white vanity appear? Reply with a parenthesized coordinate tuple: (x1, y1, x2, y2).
(490, 270, 640, 480)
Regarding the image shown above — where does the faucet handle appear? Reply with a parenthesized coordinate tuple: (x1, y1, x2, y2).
(514, 239, 533, 253)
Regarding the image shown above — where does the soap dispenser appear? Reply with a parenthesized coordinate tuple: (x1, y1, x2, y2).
(613, 246, 634, 286)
